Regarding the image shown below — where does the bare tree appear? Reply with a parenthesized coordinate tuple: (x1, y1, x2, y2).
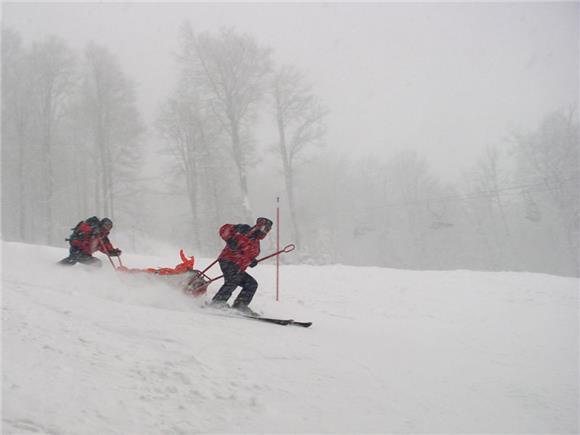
(79, 42, 143, 221)
(271, 65, 327, 247)
(476, 146, 511, 236)
(181, 25, 272, 220)
(157, 85, 224, 248)
(1, 28, 32, 240)
(512, 108, 579, 275)
(458, 146, 515, 269)
(459, 172, 501, 270)
(29, 36, 76, 243)
(384, 151, 440, 268)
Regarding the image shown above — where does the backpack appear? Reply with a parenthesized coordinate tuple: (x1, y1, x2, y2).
(233, 224, 252, 234)
(66, 216, 100, 242)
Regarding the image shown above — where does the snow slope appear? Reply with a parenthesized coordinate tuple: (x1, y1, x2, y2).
(2, 241, 578, 434)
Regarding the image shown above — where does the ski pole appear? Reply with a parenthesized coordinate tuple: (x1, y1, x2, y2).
(184, 258, 220, 294)
(200, 258, 218, 275)
(256, 244, 295, 264)
(102, 248, 117, 269)
(199, 245, 296, 285)
(99, 239, 120, 270)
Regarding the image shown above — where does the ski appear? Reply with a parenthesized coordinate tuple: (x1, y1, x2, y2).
(243, 315, 313, 328)
(200, 306, 312, 327)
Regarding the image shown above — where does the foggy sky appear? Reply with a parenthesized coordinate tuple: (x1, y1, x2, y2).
(3, 1, 578, 180)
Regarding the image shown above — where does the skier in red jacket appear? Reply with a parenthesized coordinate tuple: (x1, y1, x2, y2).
(58, 217, 122, 267)
(210, 217, 273, 314)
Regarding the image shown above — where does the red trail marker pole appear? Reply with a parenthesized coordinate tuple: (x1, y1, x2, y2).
(276, 196, 280, 302)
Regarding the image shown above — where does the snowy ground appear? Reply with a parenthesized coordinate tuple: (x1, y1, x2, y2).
(2, 241, 579, 434)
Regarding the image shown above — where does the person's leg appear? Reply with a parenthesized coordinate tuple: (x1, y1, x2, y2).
(211, 261, 242, 304)
(58, 256, 77, 265)
(232, 272, 258, 308)
(58, 247, 81, 265)
(76, 253, 102, 267)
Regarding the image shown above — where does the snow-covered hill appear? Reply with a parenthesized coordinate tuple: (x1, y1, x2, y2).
(2, 241, 578, 434)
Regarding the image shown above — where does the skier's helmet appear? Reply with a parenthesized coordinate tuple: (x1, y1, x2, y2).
(255, 217, 273, 233)
(100, 217, 113, 231)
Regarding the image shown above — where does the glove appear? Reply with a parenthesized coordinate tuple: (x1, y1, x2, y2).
(249, 258, 258, 268)
(226, 238, 239, 250)
(109, 248, 122, 257)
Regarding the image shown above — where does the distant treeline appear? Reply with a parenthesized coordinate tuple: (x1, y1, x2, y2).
(2, 26, 578, 276)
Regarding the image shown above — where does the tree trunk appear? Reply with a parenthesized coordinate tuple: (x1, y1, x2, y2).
(230, 120, 251, 221)
(185, 140, 201, 248)
(17, 116, 27, 241)
(276, 113, 301, 247)
(186, 173, 201, 249)
(43, 97, 54, 245)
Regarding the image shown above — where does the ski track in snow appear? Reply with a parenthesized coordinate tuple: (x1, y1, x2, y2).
(2, 242, 579, 434)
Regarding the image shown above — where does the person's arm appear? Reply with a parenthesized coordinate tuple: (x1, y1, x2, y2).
(98, 236, 121, 256)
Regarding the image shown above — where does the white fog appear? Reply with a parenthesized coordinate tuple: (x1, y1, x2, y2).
(2, 2, 579, 434)
(3, 2, 578, 275)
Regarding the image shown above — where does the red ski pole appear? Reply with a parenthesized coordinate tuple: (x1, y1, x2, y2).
(276, 196, 280, 301)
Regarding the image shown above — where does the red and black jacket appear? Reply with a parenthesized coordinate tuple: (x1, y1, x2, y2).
(217, 224, 266, 271)
(69, 222, 115, 256)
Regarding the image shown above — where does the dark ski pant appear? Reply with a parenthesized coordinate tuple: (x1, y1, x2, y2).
(58, 247, 102, 267)
(212, 260, 257, 307)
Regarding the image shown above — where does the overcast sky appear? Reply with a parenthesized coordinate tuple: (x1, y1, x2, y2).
(3, 1, 578, 180)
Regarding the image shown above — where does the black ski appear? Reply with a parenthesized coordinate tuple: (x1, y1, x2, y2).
(200, 304, 312, 327)
(243, 315, 313, 328)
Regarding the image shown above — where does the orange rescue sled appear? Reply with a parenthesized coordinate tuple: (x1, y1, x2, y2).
(116, 249, 209, 297)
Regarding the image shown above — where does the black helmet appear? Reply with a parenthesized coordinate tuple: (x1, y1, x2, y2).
(255, 217, 273, 232)
(100, 217, 113, 230)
